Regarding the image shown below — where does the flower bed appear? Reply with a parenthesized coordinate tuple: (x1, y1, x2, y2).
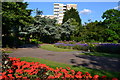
(55, 42, 89, 51)
(1, 54, 119, 80)
(55, 41, 120, 54)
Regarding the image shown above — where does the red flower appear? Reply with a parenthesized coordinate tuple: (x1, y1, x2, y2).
(89, 76, 92, 78)
(2, 75, 8, 80)
(13, 62, 22, 69)
(22, 64, 30, 69)
(10, 77, 15, 79)
(7, 69, 13, 73)
(22, 77, 28, 79)
(57, 73, 62, 77)
(48, 68, 54, 71)
(93, 75, 99, 78)
(66, 67, 71, 70)
(16, 74, 22, 78)
(2, 72, 6, 75)
(2, 57, 118, 80)
(16, 69, 23, 74)
(65, 74, 71, 78)
(24, 69, 32, 73)
(85, 72, 91, 76)
(10, 57, 20, 61)
(71, 70, 75, 74)
(112, 78, 118, 80)
(47, 75, 55, 79)
(76, 71, 82, 75)
(54, 73, 62, 78)
(75, 74, 82, 78)
(102, 75, 107, 78)
(70, 75, 74, 78)
(61, 69, 68, 73)
(8, 74, 13, 77)
(54, 69, 60, 73)
(0, 76, 2, 79)
(82, 74, 85, 77)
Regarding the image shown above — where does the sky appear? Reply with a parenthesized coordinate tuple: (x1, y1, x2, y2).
(27, 2, 119, 24)
(24, 0, 120, 2)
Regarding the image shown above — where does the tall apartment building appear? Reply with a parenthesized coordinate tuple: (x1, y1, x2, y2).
(118, 1, 120, 11)
(54, 3, 77, 24)
(41, 15, 55, 19)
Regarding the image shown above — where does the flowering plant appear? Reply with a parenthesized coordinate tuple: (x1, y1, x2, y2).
(55, 41, 120, 54)
(1, 56, 119, 80)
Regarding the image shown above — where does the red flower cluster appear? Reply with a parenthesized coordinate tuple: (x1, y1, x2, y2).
(1, 57, 119, 80)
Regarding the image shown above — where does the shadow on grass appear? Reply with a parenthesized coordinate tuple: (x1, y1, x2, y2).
(71, 54, 120, 73)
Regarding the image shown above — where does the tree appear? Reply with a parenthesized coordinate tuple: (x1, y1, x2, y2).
(26, 16, 61, 43)
(36, 8, 43, 16)
(102, 9, 120, 42)
(61, 18, 77, 40)
(62, 7, 81, 25)
(78, 21, 104, 42)
(2, 2, 34, 47)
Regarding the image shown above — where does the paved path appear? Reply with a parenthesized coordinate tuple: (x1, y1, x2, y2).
(8, 47, 120, 72)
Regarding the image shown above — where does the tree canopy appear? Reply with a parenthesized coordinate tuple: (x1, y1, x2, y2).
(2, 2, 34, 36)
(62, 7, 81, 25)
(2, 2, 34, 47)
(102, 9, 120, 42)
(2, 3, 120, 47)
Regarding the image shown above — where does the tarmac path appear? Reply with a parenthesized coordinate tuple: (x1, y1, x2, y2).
(8, 44, 120, 72)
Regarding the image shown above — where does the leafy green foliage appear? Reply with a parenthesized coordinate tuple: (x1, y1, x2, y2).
(35, 8, 43, 16)
(2, 2, 33, 35)
(62, 7, 81, 25)
(28, 16, 61, 43)
(30, 39, 43, 44)
(2, 3, 120, 45)
(27, 17, 78, 43)
(61, 18, 77, 40)
(75, 21, 105, 42)
(102, 9, 120, 42)
(70, 9, 120, 43)
(2, 2, 34, 47)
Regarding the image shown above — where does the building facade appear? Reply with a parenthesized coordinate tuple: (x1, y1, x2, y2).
(41, 15, 55, 19)
(118, 1, 120, 11)
(54, 3, 77, 24)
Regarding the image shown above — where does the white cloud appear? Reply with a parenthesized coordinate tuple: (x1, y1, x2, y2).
(114, 6, 120, 10)
(80, 9, 92, 14)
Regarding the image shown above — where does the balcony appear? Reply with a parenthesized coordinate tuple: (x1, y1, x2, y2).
(54, 9, 59, 11)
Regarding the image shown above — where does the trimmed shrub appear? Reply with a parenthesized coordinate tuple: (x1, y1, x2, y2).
(95, 43, 120, 54)
(55, 42, 120, 54)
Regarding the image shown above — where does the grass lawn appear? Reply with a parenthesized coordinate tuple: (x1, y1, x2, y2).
(3, 51, 13, 53)
(80, 52, 120, 58)
(19, 57, 120, 78)
(40, 44, 76, 52)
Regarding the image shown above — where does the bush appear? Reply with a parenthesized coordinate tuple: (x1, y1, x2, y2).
(87, 43, 99, 52)
(95, 43, 120, 54)
(2, 53, 12, 72)
(2, 36, 22, 48)
(73, 45, 89, 51)
(30, 39, 43, 44)
(55, 42, 120, 54)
